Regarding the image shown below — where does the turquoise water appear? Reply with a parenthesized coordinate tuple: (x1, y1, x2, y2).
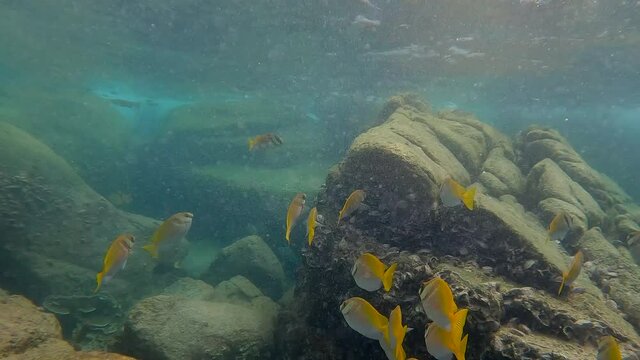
(1, 1, 640, 359)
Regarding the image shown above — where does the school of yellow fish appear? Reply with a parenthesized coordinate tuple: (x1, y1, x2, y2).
(280, 175, 622, 359)
(93, 143, 623, 360)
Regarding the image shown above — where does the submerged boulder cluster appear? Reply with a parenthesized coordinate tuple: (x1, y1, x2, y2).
(278, 95, 640, 359)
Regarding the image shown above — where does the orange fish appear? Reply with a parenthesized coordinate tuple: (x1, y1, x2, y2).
(286, 193, 306, 243)
(143, 212, 193, 259)
(248, 133, 283, 151)
(95, 234, 135, 293)
(338, 189, 366, 224)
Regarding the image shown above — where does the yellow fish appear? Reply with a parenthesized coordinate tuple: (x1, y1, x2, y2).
(351, 253, 397, 292)
(597, 336, 622, 360)
(95, 234, 135, 293)
(381, 306, 408, 360)
(547, 211, 573, 242)
(337, 189, 366, 224)
(340, 297, 388, 340)
(425, 308, 469, 360)
(439, 177, 476, 210)
(419, 277, 458, 331)
(307, 207, 318, 246)
(286, 193, 306, 243)
(558, 250, 584, 296)
(143, 212, 193, 259)
(248, 133, 283, 151)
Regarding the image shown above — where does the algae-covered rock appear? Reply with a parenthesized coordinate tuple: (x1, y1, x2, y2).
(574, 228, 640, 331)
(527, 158, 605, 228)
(278, 99, 640, 360)
(162, 277, 216, 301)
(203, 235, 286, 299)
(122, 293, 278, 360)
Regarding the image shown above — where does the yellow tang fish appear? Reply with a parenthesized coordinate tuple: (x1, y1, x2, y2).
(307, 207, 318, 246)
(425, 308, 469, 360)
(338, 189, 366, 224)
(248, 133, 283, 151)
(419, 277, 458, 331)
(286, 193, 306, 243)
(143, 212, 193, 259)
(380, 306, 408, 360)
(558, 250, 584, 295)
(597, 336, 622, 360)
(340, 297, 388, 340)
(352, 253, 397, 292)
(95, 234, 135, 293)
(439, 177, 476, 211)
(547, 211, 573, 242)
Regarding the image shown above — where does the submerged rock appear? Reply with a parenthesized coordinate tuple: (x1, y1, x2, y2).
(122, 278, 279, 360)
(203, 235, 286, 299)
(278, 97, 640, 359)
(0, 290, 134, 359)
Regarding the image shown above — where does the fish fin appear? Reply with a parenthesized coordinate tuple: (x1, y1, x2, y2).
(451, 309, 468, 343)
(143, 244, 159, 259)
(558, 274, 566, 296)
(122, 258, 127, 270)
(462, 187, 476, 210)
(454, 334, 469, 360)
(285, 226, 291, 244)
(337, 211, 343, 225)
(248, 138, 256, 151)
(94, 272, 103, 293)
(382, 263, 398, 292)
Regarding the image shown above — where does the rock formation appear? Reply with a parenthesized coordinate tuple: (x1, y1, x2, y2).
(279, 95, 640, 359)
(0, 289, 134, 359)
(122, 277, 279, 360)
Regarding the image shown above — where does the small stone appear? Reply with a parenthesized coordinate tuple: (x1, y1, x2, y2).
(606, 299, 618, 310)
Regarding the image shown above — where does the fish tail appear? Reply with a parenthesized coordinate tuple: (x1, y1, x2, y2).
(382, 263, 398, 292)
(558, 275, 566, 296)
(143, 243, 159, 259)
(337, 211, 343, 225)
(248, 138, 256, 151)
(94, 272, 103, 293)
(451, 309, 468, 342)
(285, 226, 291, 244)
(455, 334, 469, 360)
(462, 187, 476, 210)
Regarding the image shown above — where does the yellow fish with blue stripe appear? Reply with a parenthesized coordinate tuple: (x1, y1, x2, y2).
(95, 234, 135, 293)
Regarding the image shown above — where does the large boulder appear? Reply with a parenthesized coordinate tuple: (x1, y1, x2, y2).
(0, 290, 134, 360)
(0, 122, 172, 306)
(0, 89, 134, 197)
(122, 278, 278, 360)
(278, 97, 640, 359)
(203, 235, 286, 299)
